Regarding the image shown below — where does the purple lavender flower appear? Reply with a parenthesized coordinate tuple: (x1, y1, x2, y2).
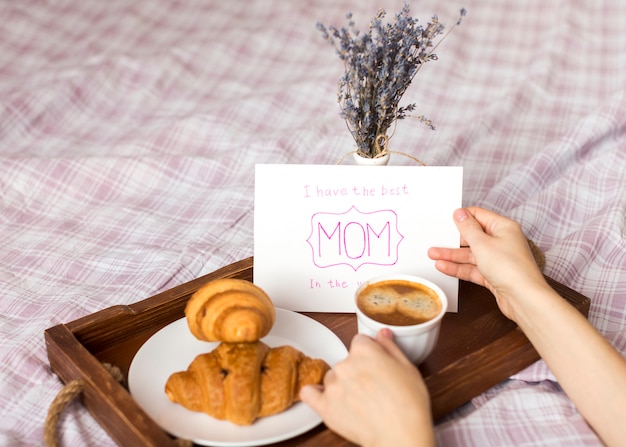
(318, 4, 466, 158)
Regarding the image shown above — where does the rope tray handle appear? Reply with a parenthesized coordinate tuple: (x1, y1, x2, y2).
(44, 362, 192, 447)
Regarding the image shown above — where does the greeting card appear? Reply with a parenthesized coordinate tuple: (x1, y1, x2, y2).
(254, 164, 463, 312)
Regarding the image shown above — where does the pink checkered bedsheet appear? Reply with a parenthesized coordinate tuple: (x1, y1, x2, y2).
(1, 1, 624, 446)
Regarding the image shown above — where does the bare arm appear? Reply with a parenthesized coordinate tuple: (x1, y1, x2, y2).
(428, 207, 626, 446)
(512, 281, 626, 447)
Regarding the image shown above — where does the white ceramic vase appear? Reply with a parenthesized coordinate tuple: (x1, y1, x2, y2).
(352, 152, 390, 166)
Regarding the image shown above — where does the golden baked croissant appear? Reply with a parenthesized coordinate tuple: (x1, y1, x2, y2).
(185, 278, 276, 343)
(168, 278, 330, 424)
(165, 341, 330, 425)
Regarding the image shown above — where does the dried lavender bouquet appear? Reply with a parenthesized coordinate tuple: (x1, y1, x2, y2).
(318, 4, 465, 159)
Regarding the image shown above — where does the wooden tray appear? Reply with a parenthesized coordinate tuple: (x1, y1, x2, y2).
(45, 257, 590, 446)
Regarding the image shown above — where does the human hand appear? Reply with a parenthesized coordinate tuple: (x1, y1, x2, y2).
(429, 208, 626, 447)
(300, 328, 435, 447)
(428, 207, 549, 322)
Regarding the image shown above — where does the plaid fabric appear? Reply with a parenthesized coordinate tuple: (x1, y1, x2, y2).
(1, 0, 624, 445)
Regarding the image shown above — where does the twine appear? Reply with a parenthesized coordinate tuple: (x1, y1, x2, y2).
(336, 134, 427, 166)
(44, 363, 192, 447)
(336, 149, 428, 166)
(375, 134, 389, 154)
(44, 379, 85, 447)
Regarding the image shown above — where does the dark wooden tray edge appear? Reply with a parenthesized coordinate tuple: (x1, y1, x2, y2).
(45, 258, 591, 446)
(45, 258, 256, 447)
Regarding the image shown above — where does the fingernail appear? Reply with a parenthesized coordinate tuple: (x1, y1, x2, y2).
(379, 327, 394, 339)
(454, 208, 469, 222)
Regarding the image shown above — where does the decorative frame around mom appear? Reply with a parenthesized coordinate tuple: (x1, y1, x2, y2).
(253, 164, 463, 312)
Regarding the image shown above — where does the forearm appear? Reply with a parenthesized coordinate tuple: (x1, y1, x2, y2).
(431, 207, 626, 444)
(513, 283, 626, 446)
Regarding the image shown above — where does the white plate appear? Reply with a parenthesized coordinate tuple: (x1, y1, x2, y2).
(128, 308, 348, 446)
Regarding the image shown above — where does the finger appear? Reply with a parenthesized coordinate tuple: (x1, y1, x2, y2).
(375, 328, 414, 365)
(427, 246, 475, 265)
(464, 206, 513, 237)
(299, 384, 324, 410)
(322, 367, 336, 385)
(434, 260, 487, 286)
(349, 333, 376, 351)
(452, 208, 492, 247)
(464, 206, 500, 223)
(350, 331, 406, 365)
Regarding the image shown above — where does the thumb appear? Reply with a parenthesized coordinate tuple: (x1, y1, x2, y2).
(375, 328, 413, 365)
(453, 208, 489, 248)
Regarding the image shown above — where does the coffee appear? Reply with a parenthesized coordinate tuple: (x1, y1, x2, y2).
(356, 279, 442, 326)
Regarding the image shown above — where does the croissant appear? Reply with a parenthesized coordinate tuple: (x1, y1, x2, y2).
(165, 341, 330, 425)
(185, 278, 276, 343)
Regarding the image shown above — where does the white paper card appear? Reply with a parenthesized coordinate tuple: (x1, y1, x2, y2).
(254, 164, 463, 312)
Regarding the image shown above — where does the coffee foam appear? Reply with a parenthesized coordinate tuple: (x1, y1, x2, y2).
(357, 280, 442, 326)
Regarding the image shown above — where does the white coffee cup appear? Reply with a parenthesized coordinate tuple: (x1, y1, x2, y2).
(354, 274, 448, 364)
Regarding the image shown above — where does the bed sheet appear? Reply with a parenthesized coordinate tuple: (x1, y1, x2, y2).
(0, 0, 624, 446)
